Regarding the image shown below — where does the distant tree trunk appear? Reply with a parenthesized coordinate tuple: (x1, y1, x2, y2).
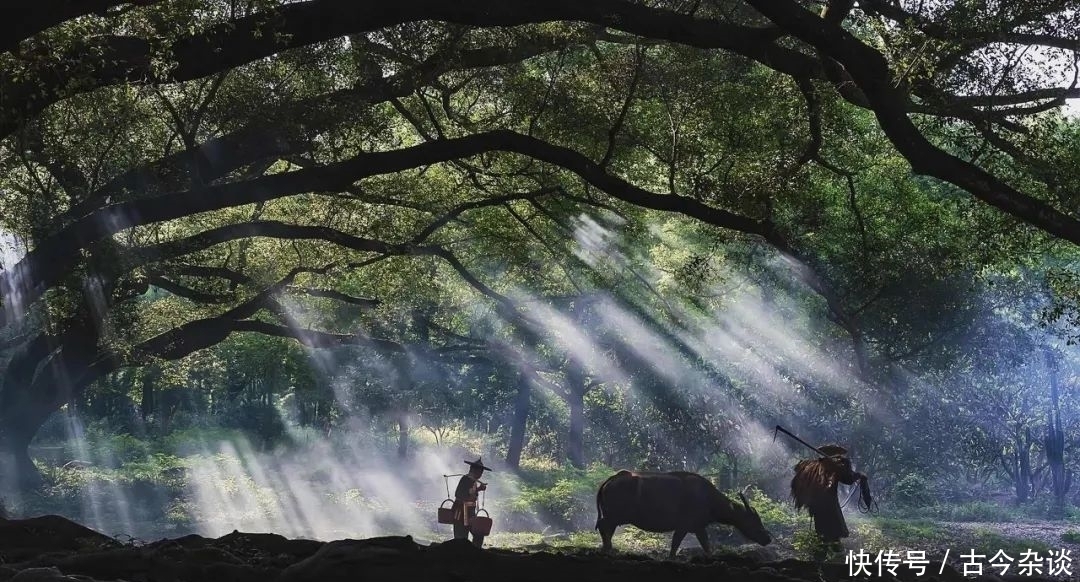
(566, 364, 587, 469)
(140, 380, 154, 422)
(1044, 348, 1069, 516)
(849, 326, 872, 383)
(729, 452, 740, 490)
(1008, 427, 1034, 504)
(1019, 436, 1032, 503)
(397, 413, 409, 459)
(506, 372, 531, 469)
(568, 393, 585, 469)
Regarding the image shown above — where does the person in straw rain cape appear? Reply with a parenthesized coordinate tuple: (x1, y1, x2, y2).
(453, 457, 492, 548)
(790, 444, 869, 556)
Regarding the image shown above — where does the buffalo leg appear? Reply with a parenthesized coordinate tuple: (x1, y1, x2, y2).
(669, 530, 687, 559)
(694, 529, 711, 556)
(598, 519, 616, 553)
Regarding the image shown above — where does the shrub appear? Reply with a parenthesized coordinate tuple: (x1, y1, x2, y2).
(891, 473, 934, 508)
(507, 463, 615, 530)
(1064, 505, 1080, 522)
(164, 500, 196, 525)
(160, 427, 248, 455)
(735, 486, 801, 531)
(792, 529, 831, 560)
(120, 453, 187, 488)
(849, 521, 889, 553)
(872, 518, 949, 546)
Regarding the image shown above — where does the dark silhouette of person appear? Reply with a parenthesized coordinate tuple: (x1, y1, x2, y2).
(791, 444, 867, 557)
(453, 457, 492, 548)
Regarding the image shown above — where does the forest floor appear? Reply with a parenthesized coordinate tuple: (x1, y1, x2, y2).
(10, 436, 1080, 580)
(0, 514, 1073, 582)
(937, 521, 1079, 555)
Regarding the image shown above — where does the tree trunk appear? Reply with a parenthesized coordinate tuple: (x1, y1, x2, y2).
(140, 379, 154, 422)
(0, 322, 111, 491)
(1042, 348, 1068, 515)
(506, 372, 531, 469)
(397, 413, 409, 459)
(0, 426, 38, 491)
(565, 364, 587, 469)
(1016, 429, 1032, 504)
(729, 453, 740, 491)
(568, 393, 585, 469)
(0, 400, 54, 491)
(849, 326, 872, 383)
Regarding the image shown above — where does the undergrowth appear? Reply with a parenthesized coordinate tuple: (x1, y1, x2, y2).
(7, 428, 1066, 561)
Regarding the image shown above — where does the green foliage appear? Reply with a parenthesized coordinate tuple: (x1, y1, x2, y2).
(91, 432, 153, 465)
(165, 500, 197, 526)
(1062, 530, 1080, 544)
(849, 521, 889, 553)
(160, 427, 255, 456)
(735, 486, 802, 531)
(120, 453, 187, 486)
(870, 518, 950, 546)
(11, 429, 1068, 564)
(1062, 506, 1080, 522)
(507, 463, 616, 529)
(968, 527, 1052, 556)
(2, 4, 1080, 551)
(791, 529, 831, 561)
(904, 502, 1018, 523)
(890, 473, 935, 508)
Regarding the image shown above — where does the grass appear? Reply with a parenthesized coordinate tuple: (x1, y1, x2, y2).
(869, 518, 951, 547)
(882, 501, 1017, 523)
(881, 499, 1080, 524)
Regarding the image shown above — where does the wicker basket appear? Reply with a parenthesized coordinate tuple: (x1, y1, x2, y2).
(437, 499, 455, 524)
(470, 509, 492, 536)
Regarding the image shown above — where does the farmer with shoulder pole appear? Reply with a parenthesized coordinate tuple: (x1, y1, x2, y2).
(452, 457, 493, 548)
(775, 425, 876, 558)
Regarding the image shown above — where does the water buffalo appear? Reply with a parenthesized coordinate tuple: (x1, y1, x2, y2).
(595, 470, 772, 558)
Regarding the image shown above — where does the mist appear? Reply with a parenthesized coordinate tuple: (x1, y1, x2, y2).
(4, 210, 1076, 567)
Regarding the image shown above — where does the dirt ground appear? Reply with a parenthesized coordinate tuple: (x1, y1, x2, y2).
(0, 515, 1074, 582)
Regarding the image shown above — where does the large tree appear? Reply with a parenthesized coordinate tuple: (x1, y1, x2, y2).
(1, 0, 1078, 488)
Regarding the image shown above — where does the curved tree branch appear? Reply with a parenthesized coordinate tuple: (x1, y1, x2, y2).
(0, 0, 800, 139)
(745, 0, 1080, 247)
(6, 0, 1071, 253)
(148, 275, 234, 304)
(286, 286, 381, 309)
(2, 130, 769, 321)
(57, 29, 586, 225)
(1, 1, 161, 53)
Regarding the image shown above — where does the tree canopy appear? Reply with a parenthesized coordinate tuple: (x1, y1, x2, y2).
(1, 0, 1079, 499)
